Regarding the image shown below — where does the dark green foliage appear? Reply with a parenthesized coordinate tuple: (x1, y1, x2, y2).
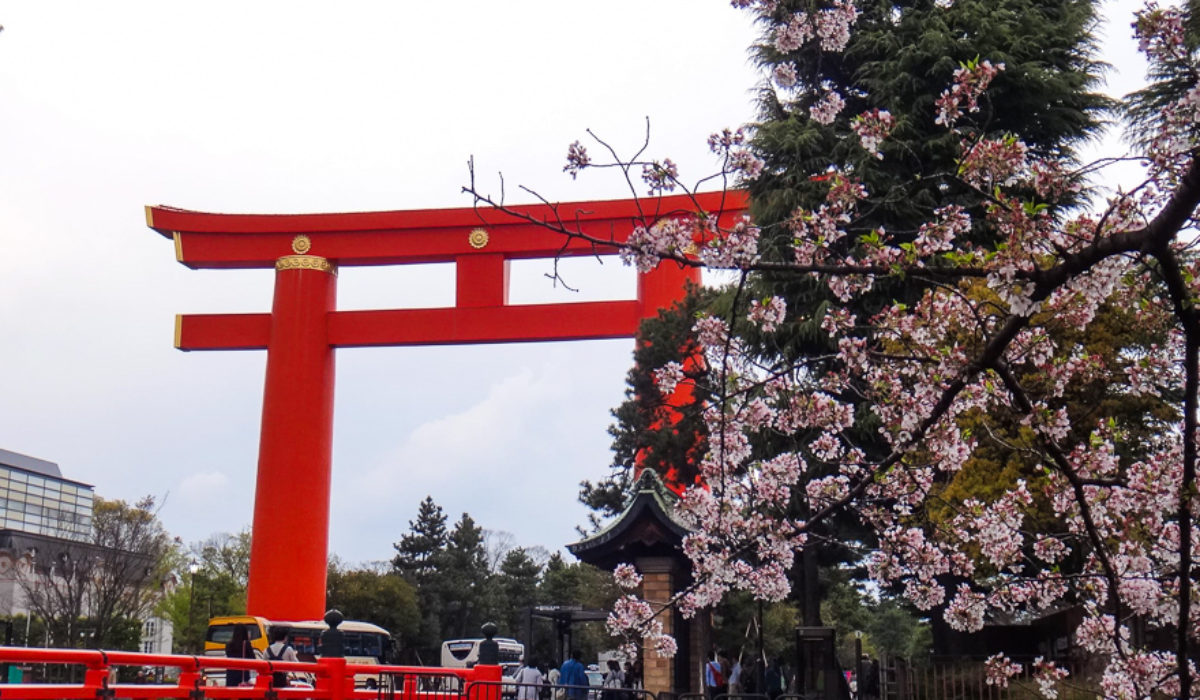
(750, 0, 1112, 246)
(438, 514, 492, 639)
(819, 577, 931, 666)
(495, 548, 542, 638)
(383, 498, 625, 664)
(534, 553, 620, 664)
(326, 560, 420, 653)
(589, 288, 714, 520)
(160, 530, 252, 653)
(391, 496, 453, 659)
(392, 496, 450, 584)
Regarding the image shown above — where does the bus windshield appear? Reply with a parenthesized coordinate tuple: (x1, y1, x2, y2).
(440, 638, 524, 670)
(344, 632, 384, 659)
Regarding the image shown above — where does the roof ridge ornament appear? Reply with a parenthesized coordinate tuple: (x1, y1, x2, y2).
(629, 468, 678, 508)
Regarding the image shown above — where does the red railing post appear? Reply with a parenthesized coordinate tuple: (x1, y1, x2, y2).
(317, 656, 350, 700)
(467, 664, 502, 700)
(82, 656, 110, 699)
(176, 655, 203, 698)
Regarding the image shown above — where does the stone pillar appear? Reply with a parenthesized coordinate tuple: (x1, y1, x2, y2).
(636, 557, 677, 696)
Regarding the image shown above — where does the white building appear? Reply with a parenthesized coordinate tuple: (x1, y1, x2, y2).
(0, 448, 172, 652)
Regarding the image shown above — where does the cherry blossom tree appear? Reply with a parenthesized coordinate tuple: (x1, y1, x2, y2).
(466, 0, 1200, 695)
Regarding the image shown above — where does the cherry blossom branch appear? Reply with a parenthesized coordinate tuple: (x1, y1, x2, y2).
(1145, 242, 1198, 696)
(988, 359, 1130, 659)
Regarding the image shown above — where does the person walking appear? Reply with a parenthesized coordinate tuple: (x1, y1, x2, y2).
(514, 658, 545, 700)
(740, 659, 757, 695)
(548, 663, 563, 700)
(704, 651, 727, 700)
(763, 658, 784, 700)
(224, 625, 253, 688)
(559, 650, 588, 700)
(265, 628, 300, 688)
(601, 660, 623, 700)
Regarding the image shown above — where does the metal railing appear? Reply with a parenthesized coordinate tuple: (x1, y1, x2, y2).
(0, 646, 503, 700)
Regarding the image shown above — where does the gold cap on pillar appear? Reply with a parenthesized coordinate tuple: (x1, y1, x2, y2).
(276, 235, 337, 275)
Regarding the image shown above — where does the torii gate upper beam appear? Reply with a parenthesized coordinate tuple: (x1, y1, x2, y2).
(146, 190, 748, 621)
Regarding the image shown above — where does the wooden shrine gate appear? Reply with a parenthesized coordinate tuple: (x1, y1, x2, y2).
(146, 191, 748, 620)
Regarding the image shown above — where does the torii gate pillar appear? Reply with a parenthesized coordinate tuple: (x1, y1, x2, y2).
(252, 250, 338, 616)
(147, 191, 747, 620)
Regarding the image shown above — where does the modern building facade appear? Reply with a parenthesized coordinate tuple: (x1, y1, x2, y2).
(0, 449, 94, 540)
(0, 448, 172, 653)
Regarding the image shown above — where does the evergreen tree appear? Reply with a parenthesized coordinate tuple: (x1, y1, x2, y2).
(536, 553, 620, 663)
(392, 496, 449, 584)
(749, 0, 1110, 239)
(438, 513, 491, 639)
(587, 289, 713, 519)
(391, 496, 450, 659)
(495, 547, 542, 638)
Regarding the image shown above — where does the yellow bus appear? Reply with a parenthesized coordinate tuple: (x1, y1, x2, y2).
(205, 616, 393, 685)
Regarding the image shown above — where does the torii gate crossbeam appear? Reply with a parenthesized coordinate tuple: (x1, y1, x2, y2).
(147, 190, 748, 621)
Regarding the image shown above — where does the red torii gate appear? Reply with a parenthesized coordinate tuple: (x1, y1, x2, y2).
(146, 190, 748, 621)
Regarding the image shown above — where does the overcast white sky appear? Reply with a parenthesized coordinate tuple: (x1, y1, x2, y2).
(0, 1, 1149, 566)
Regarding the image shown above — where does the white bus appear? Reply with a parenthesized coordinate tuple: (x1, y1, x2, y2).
(440, 637, 525, 671)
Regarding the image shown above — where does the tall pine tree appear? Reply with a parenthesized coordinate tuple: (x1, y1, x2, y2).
(392, 496, 449, 659)
(439, 514, 491, 639)
(392, 496, 449, 584)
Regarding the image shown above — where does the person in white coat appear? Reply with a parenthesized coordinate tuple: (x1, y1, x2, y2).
(513, 658, 545, 700)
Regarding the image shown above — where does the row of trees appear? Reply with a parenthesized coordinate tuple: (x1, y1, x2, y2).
(160, 495, 621, 666)
(390, 495, 618, 665)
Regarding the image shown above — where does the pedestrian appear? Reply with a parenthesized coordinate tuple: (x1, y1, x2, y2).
(629, 659, 643, 691)
(559, 650, 588, 700)
(602, 660, 623, 700)
(704, 651, 727, 700)
(728, 657, 742, 695)
(763, 658, 783, 700)
(858, 657, 880, 700)
(514, 657, 545, 700)
(740, 659, 757, 695)
(265, 628, 300, 688)
(224, 625, 253, 688)
(548, 662, 563, 700)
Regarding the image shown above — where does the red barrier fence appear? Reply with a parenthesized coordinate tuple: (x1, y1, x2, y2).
(0, 647, 504, 700)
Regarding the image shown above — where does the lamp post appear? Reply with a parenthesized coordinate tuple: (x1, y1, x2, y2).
(187, 559, 200, 653)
